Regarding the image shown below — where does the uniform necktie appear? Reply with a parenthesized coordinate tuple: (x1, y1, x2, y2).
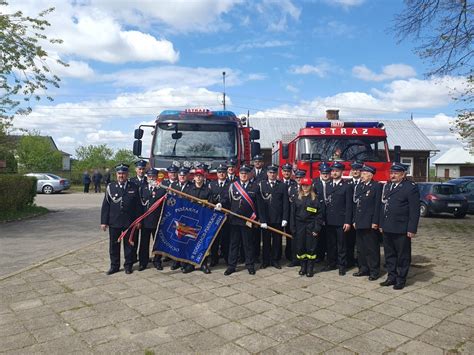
(270, 181, 274, 188)
(219, 182, 223, 188)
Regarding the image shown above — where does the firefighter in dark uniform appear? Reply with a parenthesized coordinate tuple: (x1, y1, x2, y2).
(379, 162, 420, 290)
(169, 167, 192, 271)
(186, 168, 212, 274)
(138, 168, 167, 271)
(352, 165, 382, 280)
(208, 164, 231, 266)
(312, 163, 331, 264)
(287, 169, 305, 266)
(259, 165, 289, 269)
(322, 162, 353, 276)
(251, 155, 267, 262)
(130, 159, 148, 264)
(347, 161, 363, 268)
(100, 164, 142, 275)
(161, 164, 179, 187)
(290, 177, 325, 277)
(226, 158, 238, 182)
(281, 163, 297, 263)
(222, 164, 266, 276)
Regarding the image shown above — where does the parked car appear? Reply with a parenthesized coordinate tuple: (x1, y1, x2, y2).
(448, 178, 474, 213)
(418, 182, 468, 218)
(25, 173, 71, 194)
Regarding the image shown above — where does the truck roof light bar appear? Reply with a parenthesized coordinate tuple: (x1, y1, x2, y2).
(305, 121, 384, 129)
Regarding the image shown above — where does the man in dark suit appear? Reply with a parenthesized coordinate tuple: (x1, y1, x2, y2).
(379, 162, 420, 290)
(100, 164, 142, 275)
(312, 163, 331, 264)
(161, 164, 179, 187)
(322, 162, 352, 276)
(226, 158, 238, 183)
(259, 165, 289, 269)
(352, 165, 382, 280)
(347, 161, 363, 268)
(281, 163, 297, 263)
(223, 165, 266, 276)
(252, 154, 267, 183)
(130, 159, 148, 264)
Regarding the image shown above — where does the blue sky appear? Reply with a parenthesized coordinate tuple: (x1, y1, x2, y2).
(8, 0, 468, 160)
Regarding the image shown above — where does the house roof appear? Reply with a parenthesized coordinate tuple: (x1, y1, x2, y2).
(249, 117, 438, 151)
(434, 147, 474, 165)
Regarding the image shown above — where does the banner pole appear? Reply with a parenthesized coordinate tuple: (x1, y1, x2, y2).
(159, 184, 292, 239)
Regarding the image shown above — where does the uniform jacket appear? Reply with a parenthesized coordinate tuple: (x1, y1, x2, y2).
(290, 194, 325, 234)
(251, 167, 267, 183)
(380, 179, 420, 234)
(226, 174, 238, 183)
(312, 178, 329, 205)
(171, 180, 192, 194)
(187, 184, 211, 201)
(140, 184, 167, 229)
(325, 179, 353, 226)
(82, 173, 91, 184)
(101, 181, 142, 229)
(130, 175, 147, 188)
(222, 180, 266, 226)
(258, 180, 289, 224)
(353, 180, 382, 229)
(208, 180, 230, 208)
(92, 172, 102, 183)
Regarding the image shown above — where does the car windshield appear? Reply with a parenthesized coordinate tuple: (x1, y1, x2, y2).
(153, 123, 237, 159)
(297, 137, 388, 162)
(433, 185, 457, 195)
(46, 174, 61, 179)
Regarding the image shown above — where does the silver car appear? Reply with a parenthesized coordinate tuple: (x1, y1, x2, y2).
(25, 173, 71, 194)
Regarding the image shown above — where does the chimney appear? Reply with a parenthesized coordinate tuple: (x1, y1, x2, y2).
(326, 109, 339, 120)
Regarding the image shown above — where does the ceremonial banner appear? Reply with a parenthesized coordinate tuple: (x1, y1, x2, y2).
(153, 195, 226, 266)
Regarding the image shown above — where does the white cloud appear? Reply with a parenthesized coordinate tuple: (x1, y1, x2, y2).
(57, 136, 76, 144)
(286, 84, 299, 93)
(86, 130, 129, 144)
(200, 40, 293, 54)
(353, 64, 417, 82)
(256, 0, 301, 32)
(313, 20, 356, 38)
(289, 63, 333, 77)
(324, 0, 365, 8)
(46, 57, 95, 79)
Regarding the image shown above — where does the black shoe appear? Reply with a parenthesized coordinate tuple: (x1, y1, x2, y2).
(393, 283, 405, 290)
(353, 271, 369, 277)
(299, 260, 307, 276)
(106, 268, 120, 275)
(306, 261, 315, 277)
(125, 268, 133, 274)
(182, 265, 195, 274)
(163, 256, 171, 262)
(248, 268, 256, 275)
(170, 262, 181, 270)
(368, 275, 379, 281)
(154, 263, 163, 271)
(339, 268, 346, 276)
(138, 265, 147, 271)
(271, 262, 282, 269)
(287, 261, 299, 267)
(201, 264, 211, 274)
(260, 263, 269, 269)
(224, 267, 236, 276)
(380, 279, 396, 287)
(321, 265, 337, 272)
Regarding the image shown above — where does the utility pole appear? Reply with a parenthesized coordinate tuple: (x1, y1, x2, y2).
(222, 71, 226, 111)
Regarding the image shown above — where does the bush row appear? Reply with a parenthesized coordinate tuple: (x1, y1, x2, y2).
(0, 175, 36, 212)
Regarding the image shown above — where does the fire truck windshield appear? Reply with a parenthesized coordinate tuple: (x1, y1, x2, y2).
(298, 137, 388, 162)
(153, 123, 237, 159)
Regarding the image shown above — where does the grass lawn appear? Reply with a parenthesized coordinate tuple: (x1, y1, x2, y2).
(0, 205, 49, 223)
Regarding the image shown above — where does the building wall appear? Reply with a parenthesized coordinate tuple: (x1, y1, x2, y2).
(62, 155, 71, 171)
(389, 150, 429, 182)
(436, 164, 460, 179)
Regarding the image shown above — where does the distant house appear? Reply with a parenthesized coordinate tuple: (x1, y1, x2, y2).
(250, 111, 438, 182)
(434, 147, 474, 179)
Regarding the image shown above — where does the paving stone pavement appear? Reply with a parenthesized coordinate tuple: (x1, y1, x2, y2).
(0, 216, 473, 354)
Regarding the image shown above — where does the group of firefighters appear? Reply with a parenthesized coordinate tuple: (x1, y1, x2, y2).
(100, 154, 420, 290)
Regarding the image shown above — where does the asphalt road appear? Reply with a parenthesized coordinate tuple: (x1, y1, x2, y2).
(0, 192, 105, 278)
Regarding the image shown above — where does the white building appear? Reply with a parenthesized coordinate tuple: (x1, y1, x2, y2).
(434, 147, 474, 179)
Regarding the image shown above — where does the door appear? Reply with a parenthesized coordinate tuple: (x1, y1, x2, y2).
(444, 168, 450, 179)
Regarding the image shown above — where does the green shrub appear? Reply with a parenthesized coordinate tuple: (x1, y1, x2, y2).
(0, 175, 37, 212)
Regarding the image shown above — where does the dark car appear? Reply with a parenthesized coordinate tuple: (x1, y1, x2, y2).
(448, 178, 474, 213)
(418, 182, 468, 218)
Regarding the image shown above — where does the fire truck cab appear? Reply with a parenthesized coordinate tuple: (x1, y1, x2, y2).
(273, 120, 400, 182)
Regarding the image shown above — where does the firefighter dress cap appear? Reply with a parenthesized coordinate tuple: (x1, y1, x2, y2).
(115, 163, 129, 172)
(295, 170, 306, 178)
(239, 165, 252, 173)
(351, 161, 363, 170)
(300, 177, 312, 186)
(146, 168, 159, 176)
(267, 165, 279, 173)
(194, 168, 205, 175)
(331, 162, 345, 170)
(178, 167, 189, 175)
(361, 165, 376, 174)
(216, 164, 227, 172)
(390, 162, 407, 172)
(252, 154, 264, 161)
(166, 165, 179, 173)
(226, 158, 237, 167)
(282, 163, 293, 171)
(196, 162, 209, 171)
(319, 163, 331, 173)
(135, 160, 147, 168)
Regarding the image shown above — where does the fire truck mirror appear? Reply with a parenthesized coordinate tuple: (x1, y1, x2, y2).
(394, 145, 401, 163)
(250, 129, 260, 140)
(251, 142, 261, 157)
(133, 140, 142, 156)
(282, 144, 289, 159)
(301, 153, 311, 161)
(134, 128, 144, 140)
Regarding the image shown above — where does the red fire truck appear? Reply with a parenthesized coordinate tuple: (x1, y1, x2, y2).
(132, 108, 260, 180)
(272, 121, 400, 182)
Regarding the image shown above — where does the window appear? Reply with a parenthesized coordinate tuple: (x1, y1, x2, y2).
(401, 157, 413, 176)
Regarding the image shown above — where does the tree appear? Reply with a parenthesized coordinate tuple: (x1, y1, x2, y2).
(16, 134, 62, 172)
(393, 0, 473, 147)
(75, 144, 113, 171)
(111, 149, 135, 168)
(0, 1, 66, 133)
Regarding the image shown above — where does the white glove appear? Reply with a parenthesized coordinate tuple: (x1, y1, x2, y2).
(260, 223, 268, 229)
(214, 203, 222, 211)
(281, 220, 288, 227)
